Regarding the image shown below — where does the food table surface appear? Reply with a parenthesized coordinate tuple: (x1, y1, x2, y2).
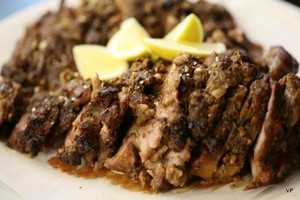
(0, 0, 299, 20)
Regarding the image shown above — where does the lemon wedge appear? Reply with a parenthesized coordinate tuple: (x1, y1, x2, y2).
(143, 38, 226, 61)
(107, 18, 150, 61)
(164, 13, 204, 43)
(73, 45, 128, 80)
(192, 42, 226, 53)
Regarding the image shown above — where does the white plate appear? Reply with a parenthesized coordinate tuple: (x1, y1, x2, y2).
(0, 0, 300, 200)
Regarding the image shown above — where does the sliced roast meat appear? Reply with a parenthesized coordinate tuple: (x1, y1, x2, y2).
(263, 46, 299, 81)
(58, 75, 130, 166)
(191, 86, 247, 181)
(45, 99, 80, 147)
(2, 9, 81, 90)
(104, 134, 141, 178)
(8, 94, 61, 155)
(134, 54, 196, 191)
(58, 78, 113, 165)
(2, 49, 300, 192)
(96, 87, 129, 167)
(0, 80, 24, 137)
(247, 74, 300, 189)
(105, 54, 196, 191)
(1, 0, 300, 192)
(190, 52, 263, 180)
(104, 51, 298, 191)
(103, 58, 167, 180)
(6, 73, 92, 156)
(281, 74, 300, 128)
(139, 64, 186, 191)
(57, 98, 102, 166)
(46, 75, 92, 146)
(150, 54, 199, 189)
(246, 82, 285, 189)
(214, 77, 271, 181)
(99, 58, 168, 169)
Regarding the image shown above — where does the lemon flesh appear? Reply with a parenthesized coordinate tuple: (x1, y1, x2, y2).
(164, 13, 204, 43)
(107, 18, 150, 61)
(73, 45, 128, 81)
(143, 38, 226, 61)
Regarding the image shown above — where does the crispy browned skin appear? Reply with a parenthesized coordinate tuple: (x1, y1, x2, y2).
(0, 80, 24, 137)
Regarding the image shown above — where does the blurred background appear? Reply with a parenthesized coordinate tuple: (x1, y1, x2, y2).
(287, 0, 300, 6)
(0, 0, 299, 20)
(0, 0, 46, 19)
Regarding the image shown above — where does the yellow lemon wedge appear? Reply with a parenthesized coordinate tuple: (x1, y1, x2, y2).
(73, 45, 128, 81)
(143, 38, 226, 61)
(192, 42, 226, 53)
(107, 18, 150, 61)
(164, 13, 204, 43)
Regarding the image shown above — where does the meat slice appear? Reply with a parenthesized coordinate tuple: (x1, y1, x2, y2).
(188, 88, 223, 142)
(0, 80, 23, 137)
(132, 54, 197, 191)
(190, 52, 263, 180)
(104, 134, 140, 177)
(105, 54, 196, 191)
(7, 73, 91, 155)
(247, 74, 300, 189)
(104, 58, 166, 181)
(104, 59, 163, 157)
(96, 87, 129, 167)
(45, 99, 81, 147)
(46, 74, 92, 146)
(263, 46, 299, 81)
(141, 56, 194, 191)
(58, 77, 129, 166)
(191, 86, 248, 181)
(58, 78, 111, 165)
(213, 77, 271, 181)
(8, 94, 61, 155)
